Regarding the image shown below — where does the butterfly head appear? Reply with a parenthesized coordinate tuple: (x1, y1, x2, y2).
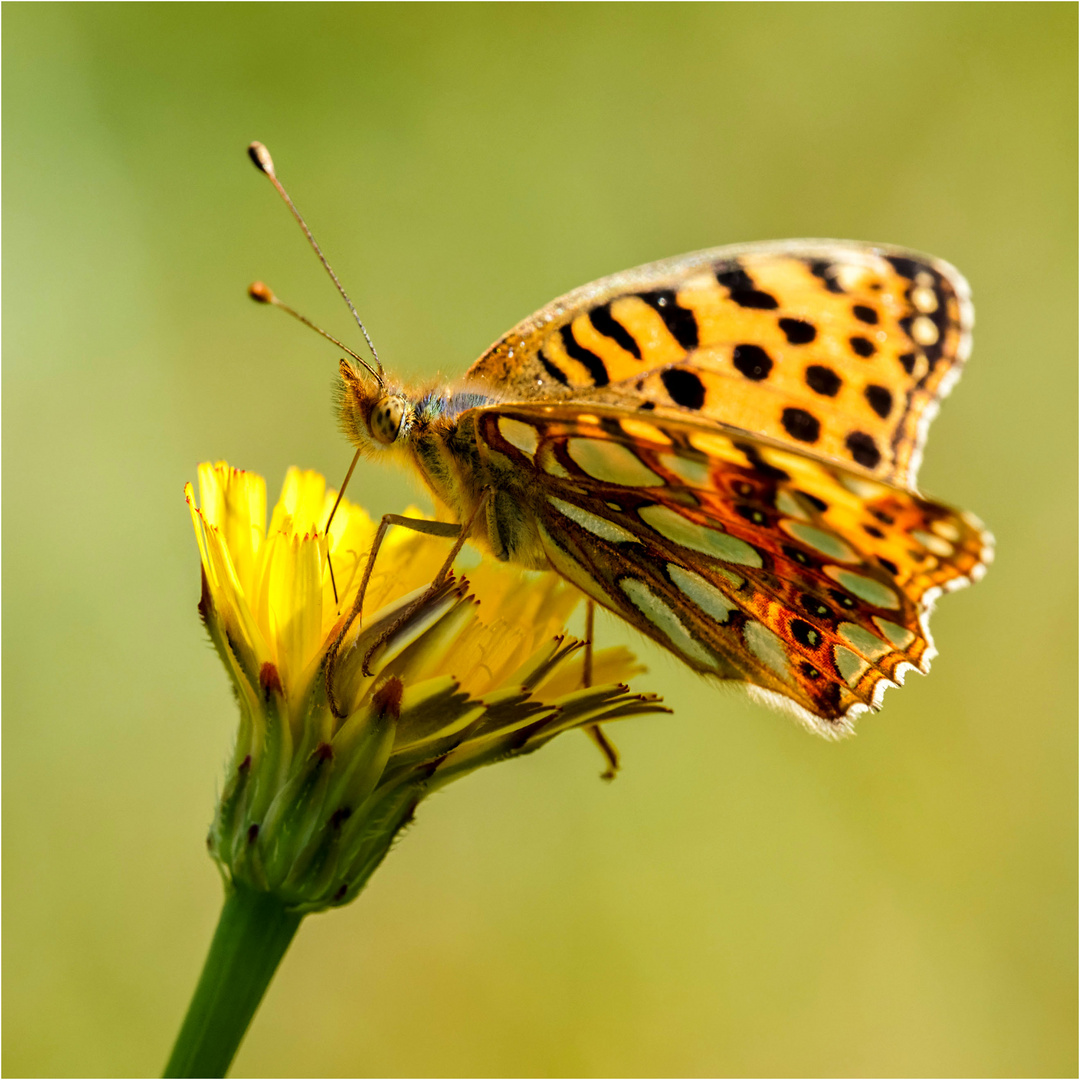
(337, 359, 413, 453)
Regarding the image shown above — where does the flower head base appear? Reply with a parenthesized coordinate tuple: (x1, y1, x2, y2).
(187, 462, 664, 912)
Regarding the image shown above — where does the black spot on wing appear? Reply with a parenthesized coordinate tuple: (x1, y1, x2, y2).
(783, 544, 818, 569)
(736, 504, 768, 525)
(732, 344, 773, 381)
(800, 592, 837, 627)
(846, 431, 882, 469)
(898, 352, 917, 374)
(805, 365, 841, 397)
(559, 324, 609, 387)
(797, 491, 828, 513)
(886, 255, 922, 281)
(736, 442, 790, 481)
(790, 619, 822, 649)
(597, 415, 626, 438)
(782, 407, 821, 443)
(878, 556, 899, 575)
(864, 384, 893, 418)
(716, 266, 779, 309)
(850, 336, 876, 358)
(828, 588, 858, 611)
(589, 304, 641, 359)
(640, 289, 699, 349)
(778, 318, 816, 344)
(808, 260, 845, 293)
(852, 304, 879, 325)
(714, 266, 754, 292)
(660, 368, 706, 410)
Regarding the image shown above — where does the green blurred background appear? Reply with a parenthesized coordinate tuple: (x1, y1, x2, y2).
(4, 4, 1076, 1076)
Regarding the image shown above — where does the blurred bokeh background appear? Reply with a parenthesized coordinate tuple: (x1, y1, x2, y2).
(4, 5, 1075, 1077)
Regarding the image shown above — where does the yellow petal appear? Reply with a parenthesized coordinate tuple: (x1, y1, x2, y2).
(198, 463, 266, 599)
(265, 531, 324, 697)
(271, 467, 327, 540)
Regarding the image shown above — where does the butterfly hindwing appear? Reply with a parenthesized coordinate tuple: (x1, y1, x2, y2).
(463, 241, 972, 489)
(475, 405, 991, 733)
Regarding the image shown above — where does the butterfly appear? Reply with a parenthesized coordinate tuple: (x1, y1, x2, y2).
(249, 143, 992, 738)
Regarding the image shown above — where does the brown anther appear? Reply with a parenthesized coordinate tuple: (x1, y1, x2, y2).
(259, 662, 283, 696)
(247, 823, 260, 844)
(372, 676, 404, 720)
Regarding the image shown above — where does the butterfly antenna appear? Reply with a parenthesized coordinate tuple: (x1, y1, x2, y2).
(247, 281, 381, 383)
(248, 140, 384, 381)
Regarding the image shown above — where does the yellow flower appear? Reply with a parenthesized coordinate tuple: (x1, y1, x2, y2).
(186, 462, 663, 912)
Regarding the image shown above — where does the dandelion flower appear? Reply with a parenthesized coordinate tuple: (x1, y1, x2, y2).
(167, 462, 663, 1076)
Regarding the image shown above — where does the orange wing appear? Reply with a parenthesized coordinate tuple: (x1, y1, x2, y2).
(463, 241, 972, 490)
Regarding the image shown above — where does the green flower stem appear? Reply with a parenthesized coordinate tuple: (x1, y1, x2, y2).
(164, 884, 303, 1078)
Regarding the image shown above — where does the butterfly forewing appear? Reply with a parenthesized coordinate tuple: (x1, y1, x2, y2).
(464, 241, 972, 490)
(474, 405, 990, 733)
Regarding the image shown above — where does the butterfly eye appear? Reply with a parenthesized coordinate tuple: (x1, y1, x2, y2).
(370, 396, 405, 445)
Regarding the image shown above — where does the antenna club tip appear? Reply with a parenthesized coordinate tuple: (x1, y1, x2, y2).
(248, 281, 276, 304)
(247, 141, 275, 177)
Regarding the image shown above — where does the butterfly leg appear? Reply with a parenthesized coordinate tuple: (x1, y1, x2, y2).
(583, 598, 595, 686)
(582, 600, 620, 781)
(325, 491, 491, 718)
(357, 492, 494, 678)
(325, 512, 463, 718)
